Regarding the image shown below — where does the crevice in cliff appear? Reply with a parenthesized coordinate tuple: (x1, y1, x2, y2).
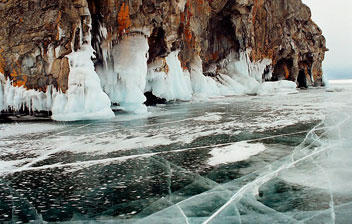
(87, 0, 104, 67)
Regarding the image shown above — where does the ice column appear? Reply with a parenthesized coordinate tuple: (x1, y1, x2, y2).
(51, 44, 115, 121)
(190, 55, 223, 99)
(145, 51, 193, 101)
(51, 7, 114, 121)
(111, 34, 149, 114)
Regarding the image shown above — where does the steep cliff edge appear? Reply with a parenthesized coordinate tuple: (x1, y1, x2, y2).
(0, 0, 327, 120)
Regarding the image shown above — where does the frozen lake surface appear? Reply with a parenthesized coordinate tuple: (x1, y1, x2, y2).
(1, 81, 352, 223)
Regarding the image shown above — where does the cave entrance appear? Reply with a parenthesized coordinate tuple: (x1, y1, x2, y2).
(297, 69, 308, 88)
(144, 92, 167, 106)
(204, 13, 240, 74)
(148, 27, 168, 64)
(273, 59, 294, 81)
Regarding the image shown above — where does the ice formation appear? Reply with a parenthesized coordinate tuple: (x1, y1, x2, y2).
(0, 27, 298, 117)
(51, 44, 115, 121)
(50, 8, 114, 121)
(145, 51, 193, 101)
(0, 10, 114, 121)
(189, 51, 284, 100)
(98, 34, 150, 114)
(0, 73, 54, 114)
(190, 56, 223, 99)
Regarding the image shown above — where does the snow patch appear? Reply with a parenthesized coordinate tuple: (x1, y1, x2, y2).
(192, 112, 223, 122)
(250, 80, 298, 96)
(208, 142, 266, 166)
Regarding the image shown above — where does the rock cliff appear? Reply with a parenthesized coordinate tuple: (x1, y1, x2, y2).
(0, 0, 327, 120)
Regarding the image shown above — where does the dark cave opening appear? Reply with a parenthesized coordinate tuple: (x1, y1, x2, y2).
(204, 13, 240, 75)
(207, 15, 240, 61)
(148, 27, 168, 64)
(297, 70, 308, 88)
(144, 92, 167, 106)
(273, 59, 294, 81)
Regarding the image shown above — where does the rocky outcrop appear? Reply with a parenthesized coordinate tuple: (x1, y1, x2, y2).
(0, 0, 327, 118)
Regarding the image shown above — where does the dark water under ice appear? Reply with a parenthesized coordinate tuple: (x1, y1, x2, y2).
(1, 81, 352, 224)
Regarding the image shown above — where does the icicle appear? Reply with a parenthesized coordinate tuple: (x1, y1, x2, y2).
(98, 34, 149, 114)
(145, 51, 193, 101)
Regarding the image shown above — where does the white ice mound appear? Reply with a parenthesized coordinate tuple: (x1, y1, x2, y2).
(208, 141, 266, 166)
(51, 45, 114, 121)
(190, 56, 224, 100)
(145, 51, 193, 101)
(250, 80, 298, 96)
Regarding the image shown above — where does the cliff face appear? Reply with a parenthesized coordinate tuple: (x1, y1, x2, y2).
(0, 0, 327, 119)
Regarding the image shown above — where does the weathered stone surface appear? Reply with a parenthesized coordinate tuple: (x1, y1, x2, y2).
(0, 0, 327, 92)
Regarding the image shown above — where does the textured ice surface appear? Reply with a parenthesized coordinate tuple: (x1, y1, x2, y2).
(1, 82, 351, 223)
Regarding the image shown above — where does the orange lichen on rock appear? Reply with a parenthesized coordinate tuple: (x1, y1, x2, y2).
(14, 75, 28, 88)
(10, 69, 27, 87)
(252, 0, 265, 24)
(9, 60, 27, 88)
(117, 2, 131, 33)
(182, 0, 194, 48)
(0, 50, 5, 74)
(283, 64, 290, 79)
(250, 48, 275, 63)
(55, 11, 62, 41)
